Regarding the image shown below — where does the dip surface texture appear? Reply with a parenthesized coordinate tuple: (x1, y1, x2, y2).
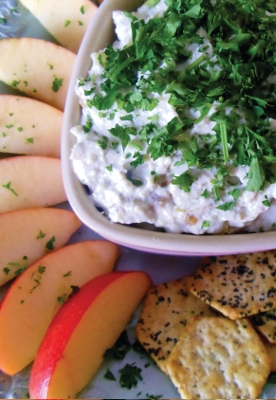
(71, 0, 276, 234)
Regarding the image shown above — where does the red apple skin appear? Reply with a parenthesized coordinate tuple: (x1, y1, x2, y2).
(29, 271, 152, 399)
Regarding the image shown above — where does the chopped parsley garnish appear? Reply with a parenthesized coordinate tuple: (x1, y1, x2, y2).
(83, 116, 93, 133)
(2, 181, 18, 196)
(127, 176, 143, 187)
(202, 220, 210, 228)
(104, 369, 116, 381)
(104, 330, 132, 360)
(37, 230, 46, 239)
(57, 294, 68, 305)
(83, 0, 276, 198)
(119, 363, 143, 389)
(11, 80, 20, 87)
(57, 285, 79, 304)
(45, 236, 55, 251)
(262, 195, 271, 207)
(52, 76, 63, 92)
(29, 265, 46, 293)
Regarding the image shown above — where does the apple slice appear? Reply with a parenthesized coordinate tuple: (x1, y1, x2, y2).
(0, 240, 120, 375)
(29, 271, 152, 399)
(0, 95, 63, 157)
(20, 0, 98, 53)
(0, 38, 76, 110)
(0, 207, 81, 286)
(0, 155, 66, 213)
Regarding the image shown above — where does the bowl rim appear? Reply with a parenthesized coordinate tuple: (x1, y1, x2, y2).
(61, 0, 276, 256)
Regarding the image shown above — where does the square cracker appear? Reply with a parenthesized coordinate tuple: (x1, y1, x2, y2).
(167, 316, 271, 399)
(251, 307, 276, 343)
(189, 251, 276, 319)
(135, 276, 218, 374)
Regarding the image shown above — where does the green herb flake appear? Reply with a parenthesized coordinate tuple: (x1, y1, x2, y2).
(14, 265, 27, 277)
(216, 202, 235, 211)
(45, 236, 55, 251)
(119, 363, 143, 389)
(3, 267, 10, 275)
(262, 195, 271, 207)
(127, 176, 143, 187)
(25, 137, 34, 144)
(80, 5, 85, 14)
(97, 136, 108, 150)
(202, 220, 210, 228)
(57, 294, 68, 305)
(106, 165, 113, 172)
(63, 271, 72, 277)
(78, 21, 84, 26)
(201, 189, 209, 198)
(17, 127, 23, 132)
(172, 171, 194, 192)
(104, 369, 116, 381)
(64, 20, 71, 27)
(29, 265, 46, 293)
(37, 230, 46, 239)
(2, 181, 18, 196)
(11, 80, 20, 88)
(38, 265, 46, 274)
(52, 76, 63, 92)
(104, 331, 132, 360)
(228, 188, 240, 202)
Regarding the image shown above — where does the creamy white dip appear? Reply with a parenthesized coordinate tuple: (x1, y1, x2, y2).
(71, 0, 276, 234)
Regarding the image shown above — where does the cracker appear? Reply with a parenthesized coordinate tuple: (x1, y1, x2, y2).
(189, 251, 276, 319)
(135, 276, 218, 374)
(251, 307, 276, 343)
(167, 316, 271, 399)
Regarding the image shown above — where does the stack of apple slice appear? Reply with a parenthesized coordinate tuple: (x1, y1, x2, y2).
(0, 236, 151, 398)
(0, 3, 153, 398)
(0, 0, 97, 208)
(0, 36, 76, 212)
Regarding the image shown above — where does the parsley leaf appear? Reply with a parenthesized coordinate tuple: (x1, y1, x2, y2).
(52, 76, 63, 92)
(119, 363, 143, 389)
(104, 330, 132, 360)
(172, 171, 194, 192)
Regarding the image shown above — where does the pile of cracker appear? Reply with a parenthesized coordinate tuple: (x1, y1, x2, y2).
(136, 251, 276, 399)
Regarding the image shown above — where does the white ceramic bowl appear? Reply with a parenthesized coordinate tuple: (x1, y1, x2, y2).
(61, 0, 276, 256)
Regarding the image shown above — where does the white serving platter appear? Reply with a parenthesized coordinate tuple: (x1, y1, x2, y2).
(0, 1, 275, 398)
